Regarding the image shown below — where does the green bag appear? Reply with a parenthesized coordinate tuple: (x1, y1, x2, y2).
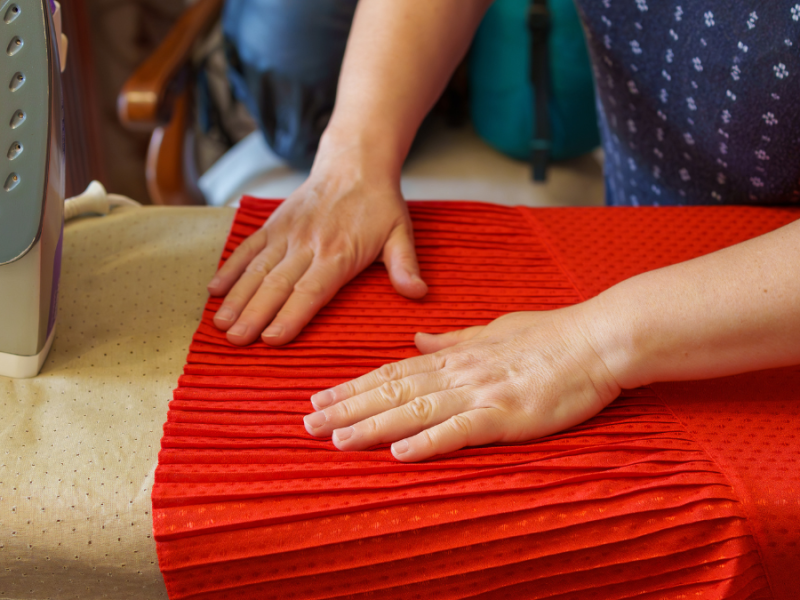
(469, 0, 600, 180)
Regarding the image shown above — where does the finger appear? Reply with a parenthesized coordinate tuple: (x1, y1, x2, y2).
(225, 251, 312, 345)
(259, 258, 352, 346)
(329, 388, 472, 452)
(415, 326, 485, 354)
(208, 228, 269, 296)
(310, 354, 446, 409)
(391, 408, 504, 462)
(213, 244, 286, 331)
(304, 371, 453, 436)
(382, 222, 428, 299)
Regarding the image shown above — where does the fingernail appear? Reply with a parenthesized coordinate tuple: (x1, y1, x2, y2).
(303, 411, 327, 429)
(262, 324, 284, 338)
(411, 274, 425, 285)
(392, 439, 409, 455)
(311, 390, 334, 409)
(228, 323, 248, 337)
(215, 307, 235, 322)
(208, 276, 222, 289)
(333, 427, 354, 442)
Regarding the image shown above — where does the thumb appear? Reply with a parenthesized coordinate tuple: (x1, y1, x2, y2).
(415, 326, 485, 354)
(383, 222, 428, 299)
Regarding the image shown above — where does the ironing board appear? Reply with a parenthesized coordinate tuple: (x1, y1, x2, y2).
(154, 199, 800, 600)
(0, 207, 233, 600)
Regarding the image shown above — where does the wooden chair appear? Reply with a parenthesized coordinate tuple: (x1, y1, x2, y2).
(118, 0, 224, 205)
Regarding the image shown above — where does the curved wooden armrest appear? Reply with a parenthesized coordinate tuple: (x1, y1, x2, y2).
(117, 0, 224, 130)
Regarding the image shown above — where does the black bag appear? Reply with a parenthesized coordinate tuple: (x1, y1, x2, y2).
(222, 0, 359, 169)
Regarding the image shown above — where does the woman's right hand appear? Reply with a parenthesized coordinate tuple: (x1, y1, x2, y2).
(206, 0, 496, 346)
(207, 139, 428, 346)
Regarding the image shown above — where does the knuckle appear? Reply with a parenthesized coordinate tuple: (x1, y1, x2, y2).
(334, 382, 355, 400)
(263, 270, 294, 292)
(326, 247, 355, 266)
(235, 237, 255, 256)
(239, 233, 265, 257)
(222, 286, 258, 308)
(329, 401, 352, 423)
(377, 380, 408, 407)
(392, 246, 416, 264)
(429, 354, 448, 371)
(237, 305, 263, 322)
(332, 255, 357, 278)
(406, 396, 435, 424)
(449, 414, 474, 439)
(322, 234, 358, 256)
(360, 417, 380, 437)
(444, 351, 478, 372)
(417, 427, 436, 450)
(293, 277, 326, 297)
(377, 362, 404, 383)
(244, 257, 271, 276)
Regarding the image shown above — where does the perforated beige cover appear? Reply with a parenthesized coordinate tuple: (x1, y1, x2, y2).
(1, 206, 235, 600)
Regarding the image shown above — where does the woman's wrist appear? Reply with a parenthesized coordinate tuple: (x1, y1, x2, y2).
(576, 269, 698, 392)
(570, 288, 647, 393)
(316, 120, 409, 184)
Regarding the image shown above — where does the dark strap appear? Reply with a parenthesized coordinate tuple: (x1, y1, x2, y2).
(527, 0, 551, 182)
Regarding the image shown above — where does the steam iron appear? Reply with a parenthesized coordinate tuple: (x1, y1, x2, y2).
(0, 0, 65, 377)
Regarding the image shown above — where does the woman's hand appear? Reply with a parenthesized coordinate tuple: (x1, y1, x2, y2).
(207, 143, 427, 346)
(301, 216, 800, 462)
(303, 308, 623, 461)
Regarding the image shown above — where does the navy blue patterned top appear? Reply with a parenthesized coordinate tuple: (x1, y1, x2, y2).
(574, 1, 800, 206)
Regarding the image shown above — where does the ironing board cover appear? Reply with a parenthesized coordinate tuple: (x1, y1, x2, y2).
(153, 199, 800, 600)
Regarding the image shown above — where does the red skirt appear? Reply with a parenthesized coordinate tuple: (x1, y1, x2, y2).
(154, 199, 800, 600)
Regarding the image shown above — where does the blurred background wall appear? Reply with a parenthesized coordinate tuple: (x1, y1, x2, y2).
(61, 0, 186, 201)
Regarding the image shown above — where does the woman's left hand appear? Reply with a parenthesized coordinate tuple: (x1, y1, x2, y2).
(303, 307, 623, 461)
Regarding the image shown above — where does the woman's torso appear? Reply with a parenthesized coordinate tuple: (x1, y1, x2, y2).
(574, 0, 800, 206)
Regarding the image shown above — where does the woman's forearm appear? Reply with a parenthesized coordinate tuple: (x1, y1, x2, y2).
(585, 219, 800, 389)
(319, 0, 493, 179)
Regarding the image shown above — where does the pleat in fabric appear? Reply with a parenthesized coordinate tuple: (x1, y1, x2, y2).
(154, 199, 774, 600)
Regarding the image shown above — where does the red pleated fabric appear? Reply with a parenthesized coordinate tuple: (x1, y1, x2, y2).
(532, 207, 800, 600)
(154, 199, 799, 600)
